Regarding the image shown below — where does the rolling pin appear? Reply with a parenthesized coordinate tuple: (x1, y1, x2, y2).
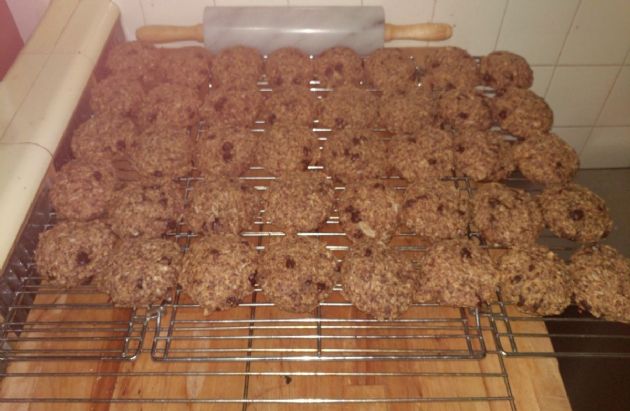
(136, 6, 452, 55)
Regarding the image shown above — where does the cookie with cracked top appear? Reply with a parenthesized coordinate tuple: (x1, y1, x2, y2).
(71, 113, 136, 160)
(181, 234, 257, 313)
(437, 88, 492, 131)
(401, 179, 469, 240)
(35, 220, 116, 288)
(266, 47, 313, 88)
(104, 41, 161, 86)
(471, 182, 543, 245)
(95, 238, 181, 306)
(156, 46, 211, 92)
(313, 47, 363, 88)
(490, 87, 553, 139)
(129, 127, 193, 178)
(513, 133, 579, 185)
(341, 240, 415, 320)
(480, 51, 533, 90)
(199, 87, 263, 128)
(416, 238, 498, 306)
(498, 244, 572, 316)
(379, 88, 436, 134)
(258, 237, 338, 313)
(262, 172, 334, 234)
(89, 75, 144, 117)
(260, 86, 317, 127)
(453, 129, 515, 182)
(338, 179, 403, 242)
(137, 83, 202, 129)
(421, 47, 481, 93)
(318, 86, 379, 129)
(538, 183, 612, 243)
(211, 46, 263, 90)
(255, 125, 320, 175)
(194, 126, 257, 177)
(365, 48, 416, 92)
(389, 128, 455, 181)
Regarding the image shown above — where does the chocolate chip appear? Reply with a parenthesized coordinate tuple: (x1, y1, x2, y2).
(214, 97, 227, 112)
(284, 375, 292, 385)
(334, 117, 346, 128)
(303, 146, 311, 156)
(427, 158, 437, 165)
(316, 282, 327, 292)
(505, 72, 514, 81)
(460, 247, 472, 259)
(166, 219, 177, 230)
(431, 62, 441, 69)
(404, 199, 417, 208)
(437, 204, 444, 213)
(93, 171, 102, 181)
(116, 140, 126, 151)
(304, 279, 312, 286)
(457, 112, 469, 119)
(351, 137, 361, 145)
(498, 110, 507, 120)
(353, 230, 364, 239)
(222, 142, 234, 162)
(76, 251, 91, 266)
(488, 198, 500, 208)
(483, 73, 493, 83)
(344, 205, 361, 223)
(555, 161, 563, 168)
(136, 279, 144, 290)
(267, 113, 277, 125)
(153, 171, 163, 178)
(570, 209, 584, 221)
(364, 248, 372, 257)
(160, 256, 172, 265)
(528, 264, 535, 272)
(455, 144, 465, 153)
(275, 77, 283, 86)
(210, 248, 220, 256)
(511, 275, 523, 283)
(285, 257, 296, 269)
(334, 63, 344, 72)
(446, 82, 455, 90)
(159, 198, 168, 207)
(373, 183, 385, 189)
(248, 272, 257, 287)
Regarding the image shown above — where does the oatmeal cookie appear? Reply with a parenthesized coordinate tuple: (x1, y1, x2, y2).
(569, 244, 630, 322)
(262, 172, 334, 234)
(194, 126, 257, 177)
(313, 46, 363, 88)
(416, 238, 498, 306)
(129, 127, 193, 178)
(50, 158, 117, 221)
(437, 88, 492, 131)
(89, 75, 144, 117)
(137, 83, 202, 128)
(265, 47, 313, 88)
(471, 182, 543, 245)
(490, 87, 553, 139)
(95, 238, 181, 306)
(156, 46, 211, 92)
(186, 178, 259, 235)
(258, 237, 338, 313)
(318, 86, 378, 129)
(364, 48, 416, 92)
(422, 47, 481, 93)
(341, 240, 415, 320)
(181, 234, 257, 313)
(71, 114, 136, 160)
(255, 125, 320, 175)
(480, 51, 533, 90)
(321, 129, 390, 183)
(260, 86, 317, 126)
(35, 220, 116, 288)
(389, 128, 455, 181)
(199, 87, 263, 128)
(538, 183, 613, 243)
(498, 244, 572, 315)
(211, 46, 263, 89)
(107, 179, 185, 239)
(453, 129, 514, 182)
(513, 133, 579, 185)
(338, 180, 403, 242)
(401, 179, 469, 240)
(104, 41, 161, 85)
(379, 88, 435, 134)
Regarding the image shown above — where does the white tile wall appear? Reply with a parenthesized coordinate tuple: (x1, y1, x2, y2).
(552, 127, 591, 155)
(597, 67, 630, 126)
(530, 66, 554, 97)
(581, 127, 630, 168)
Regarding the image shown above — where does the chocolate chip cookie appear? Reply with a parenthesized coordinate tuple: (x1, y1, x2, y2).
(365, 48, 416, 92)
(104, 41, 161, 86)
(480, 51, 533, 90)
(71, 114, 136, 160)
(156, 46, 211, 92)
(490, 87, 553, 139)
(181, 234, 257, 313)
(437, 88, 492, 131)
(318, 86, 379, 129)
(194, 126, 257, 177)
(422, 47, 481, 93)
(313, 46, 364, 88)
(129, 127, 193, 178)
(35, 220, 116, 288)
(265, 47, 313, 88)
(260, 85, 317, 126)
(453, 129, 515, 182)
(199, 86, 263, 128)
(254, 125, 320, 175)
(89, 75, 144, 117)
(211, 46, 263, 90)
(137, 83, 202, 128)
(389, 128, 455, 181)
(513, 133, 579, 185)
(538, 183, 613, 243)
(258, 237, 338, 313)
(379, 88, 436, 134)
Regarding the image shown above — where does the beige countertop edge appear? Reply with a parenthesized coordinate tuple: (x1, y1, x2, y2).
(0, 0, 119, 270)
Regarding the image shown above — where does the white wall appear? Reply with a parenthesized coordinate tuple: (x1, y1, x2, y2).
(6, 0, 50, 42)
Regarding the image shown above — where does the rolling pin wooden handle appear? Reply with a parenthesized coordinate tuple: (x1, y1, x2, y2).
(384, 23, 452, 42)
(136, 24, 204, 43)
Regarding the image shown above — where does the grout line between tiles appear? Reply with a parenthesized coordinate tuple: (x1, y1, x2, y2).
(425, 0, 438, 47)
(492, 0, 510, 51)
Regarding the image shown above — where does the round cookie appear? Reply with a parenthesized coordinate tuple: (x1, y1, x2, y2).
(364, 48, 416, 92)
(321, 129, 390, 183)
(89, 75, 144, 117)
(137, 83, 202, 129)
(416, 238, 498, 306)
(341, 240, 415, 320)
(318, 86, 378, 129)
(490, 87, 553, 139)
(401, 179, 470, 240)
(262, 172, 335, 234)
(156, 46, 211, 92)
(129, 127, 193, 178)
(265, 47, 313, 88)
(453, 129, 515, 182)
(497, 244, 572, 316)
(538, 183, 613, 243)
(255, 125, 320, 175)
(378, 88, 435, 134)
(199, 87, 263, 128)
(104, 41, 161, 85)
(437, 88, 492, 131)
(260, 86, 317, 126)
(50, 158, 117, 221)
(480, 51, 533, 90)
(313, 47, 363, 88)
(338, 180, 403, 242)
(422, 47, 481, 93)
(35, 220, 116, 288)
(186, 178, 260, 235)
(107, 178, 185, 239)
(258, 237, 338, 313)
(95, 238, 181, 306)
(181, 234, 257, 313)
(211, 46, 263, 90)
(471, 182, 543, 245)
(569, 244, 630, 322)
(194, 126, 257, 177)
(389, 128, 455, 181)
(513, 133, 579, 185)
(71, 114, 136, 160)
